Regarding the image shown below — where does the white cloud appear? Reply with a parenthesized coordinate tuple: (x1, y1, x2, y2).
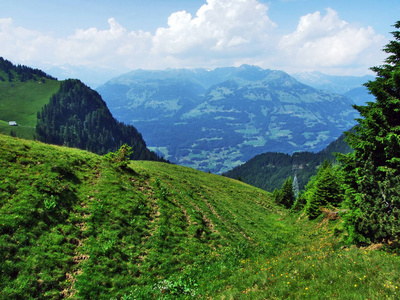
(0, 18, 55, 64)
(0, 2, 389, 77)
(54, 18, 150, 67)
(152, 0, 275, 55)
(278, 8, 386, 73)
(0, 0, 276, 71)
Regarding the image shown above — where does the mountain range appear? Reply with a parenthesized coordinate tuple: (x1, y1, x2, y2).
(97, 65, 359, 173)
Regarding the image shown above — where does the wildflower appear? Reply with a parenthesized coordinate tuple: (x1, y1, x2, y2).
(305, 287, 308, 290)
(354, 285, 357, 287)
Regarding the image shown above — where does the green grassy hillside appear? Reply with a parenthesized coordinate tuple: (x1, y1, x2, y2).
(1, 134, 399, 299)
(0, 71, 60, 139)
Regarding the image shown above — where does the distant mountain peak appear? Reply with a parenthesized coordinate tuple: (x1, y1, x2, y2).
(238, 64, 263, 70)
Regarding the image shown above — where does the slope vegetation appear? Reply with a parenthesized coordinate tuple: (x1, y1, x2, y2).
(1, 134, 399, 299)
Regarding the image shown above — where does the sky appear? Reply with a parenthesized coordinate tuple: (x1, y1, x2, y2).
(1, 0, 400, 84)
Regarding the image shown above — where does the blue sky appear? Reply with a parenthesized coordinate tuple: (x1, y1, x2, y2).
(1, 0, 399, 82)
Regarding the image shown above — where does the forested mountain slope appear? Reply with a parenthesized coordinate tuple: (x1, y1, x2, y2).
(225, 133, 352, 192)
(35, 79, 163, 161)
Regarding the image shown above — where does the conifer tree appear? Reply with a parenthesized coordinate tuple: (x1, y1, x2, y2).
(272, 188, 283, 206)
(291, 191, 306, 212)
(274, 177, 295, 209)
(340, 21, 400, 244)
(304, 161, 344, 219)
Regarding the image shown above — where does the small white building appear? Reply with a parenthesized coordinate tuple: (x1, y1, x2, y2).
(9, 121, 18, 126)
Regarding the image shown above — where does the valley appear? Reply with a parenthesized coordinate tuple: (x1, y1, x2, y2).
(97, 65, 359, 173)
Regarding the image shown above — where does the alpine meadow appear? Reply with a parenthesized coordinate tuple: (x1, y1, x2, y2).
(1, 8, 400, 300)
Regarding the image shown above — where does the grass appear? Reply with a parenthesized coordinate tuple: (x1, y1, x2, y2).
(0, 79, 60, 138)
(0, 134, 399, 299)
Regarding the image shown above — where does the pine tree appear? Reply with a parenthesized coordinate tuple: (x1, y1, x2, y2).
(274, 177, 295, 209)
(272, 188, 283, 206)
(304, 161, 344, 219)
(339, 21, 400, 244)
(291, 191, 306, 212)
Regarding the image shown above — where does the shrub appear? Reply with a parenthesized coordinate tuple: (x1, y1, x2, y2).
(104, 144, 133, 169)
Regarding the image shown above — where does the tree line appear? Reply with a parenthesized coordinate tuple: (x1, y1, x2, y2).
(0, 57, 57, 82)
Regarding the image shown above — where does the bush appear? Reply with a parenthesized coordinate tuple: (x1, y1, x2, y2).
(104, 144, 133, 169)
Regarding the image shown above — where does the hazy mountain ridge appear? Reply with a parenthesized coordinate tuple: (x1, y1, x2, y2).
(44, 64, 125, 89)
(291, 71, 374, 94)
(98, 65, 359, 173)
(292, 71, 375, 105)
